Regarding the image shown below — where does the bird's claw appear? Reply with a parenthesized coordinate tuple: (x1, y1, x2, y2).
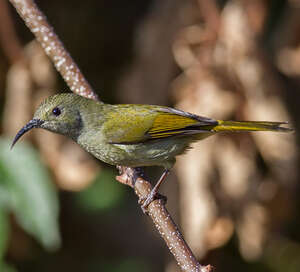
(139, 191, 167, 214)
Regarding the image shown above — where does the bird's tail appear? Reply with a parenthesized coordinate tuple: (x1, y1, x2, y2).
(212, 120, 292, 133)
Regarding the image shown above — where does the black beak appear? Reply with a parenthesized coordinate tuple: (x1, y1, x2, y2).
(11, 119, 44, 149)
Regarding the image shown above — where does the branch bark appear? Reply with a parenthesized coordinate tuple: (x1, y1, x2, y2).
(9, 0, 97, 101)
(8, 0, 212, 271)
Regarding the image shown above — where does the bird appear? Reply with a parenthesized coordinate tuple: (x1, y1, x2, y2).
(11, 93, 292, 210)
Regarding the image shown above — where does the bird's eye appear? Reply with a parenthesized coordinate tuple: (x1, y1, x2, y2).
(52, 107, 61, 116)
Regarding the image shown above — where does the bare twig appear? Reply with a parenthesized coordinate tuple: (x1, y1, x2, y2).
(9, 0, 98, 101)
(117, 167, 212, 272)
(8, 0, 212, 271)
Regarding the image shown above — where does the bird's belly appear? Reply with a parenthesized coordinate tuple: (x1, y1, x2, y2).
(80, 138, 190, 168)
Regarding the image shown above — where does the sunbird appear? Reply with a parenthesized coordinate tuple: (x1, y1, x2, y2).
(11, 93, 292, 209)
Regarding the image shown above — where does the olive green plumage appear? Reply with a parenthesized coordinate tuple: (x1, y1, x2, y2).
(11, 93, 292, 208)
(12, 93, 291, 171)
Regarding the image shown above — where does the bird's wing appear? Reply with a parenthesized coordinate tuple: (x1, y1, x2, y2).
(147, 107, 217, 139)
(104, 105, 218, 145)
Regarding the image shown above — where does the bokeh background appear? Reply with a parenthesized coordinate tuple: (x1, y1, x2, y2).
(0, 0, 299, 271)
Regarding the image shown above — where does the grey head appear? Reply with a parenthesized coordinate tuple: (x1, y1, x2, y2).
(11, 93, 85, 148)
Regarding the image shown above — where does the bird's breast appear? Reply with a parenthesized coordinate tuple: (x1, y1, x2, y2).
(77, 132, 191, 168)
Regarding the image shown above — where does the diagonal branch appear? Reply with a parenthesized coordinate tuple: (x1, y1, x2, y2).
(8, 0, 212, 271)
(9, 0, 98, 101)
(116, 167, 212, 272)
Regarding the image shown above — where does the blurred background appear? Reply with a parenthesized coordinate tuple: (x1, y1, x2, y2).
(0, 0, 299, 271)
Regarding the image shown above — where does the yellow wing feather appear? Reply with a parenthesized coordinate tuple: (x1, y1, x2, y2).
(150, 113, 198, 132)
(148, 113, 200, 139)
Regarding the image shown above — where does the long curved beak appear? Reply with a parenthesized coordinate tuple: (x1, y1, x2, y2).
(11, 119, 44, 149)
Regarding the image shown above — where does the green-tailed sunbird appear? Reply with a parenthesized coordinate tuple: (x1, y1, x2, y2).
(11, 93, 292, 209)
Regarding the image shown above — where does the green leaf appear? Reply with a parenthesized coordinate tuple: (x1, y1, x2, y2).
(0, 262, 17, 272)
(0, 139, 60, 251)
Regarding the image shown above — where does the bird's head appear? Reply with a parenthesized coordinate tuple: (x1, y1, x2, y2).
(11, 93, 84, 148)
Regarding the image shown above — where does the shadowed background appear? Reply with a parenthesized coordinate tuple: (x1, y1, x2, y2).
(0, 0, 299, 271)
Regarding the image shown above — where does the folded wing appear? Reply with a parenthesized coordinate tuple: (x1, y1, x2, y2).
(105, 105, 217, 144)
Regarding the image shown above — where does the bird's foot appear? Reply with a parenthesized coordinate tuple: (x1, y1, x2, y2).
(139, 190, 167, 214)
(139, 169, 170, 213)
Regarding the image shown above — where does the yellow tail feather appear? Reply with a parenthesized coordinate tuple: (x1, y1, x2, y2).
(213, 120, 292, 132)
